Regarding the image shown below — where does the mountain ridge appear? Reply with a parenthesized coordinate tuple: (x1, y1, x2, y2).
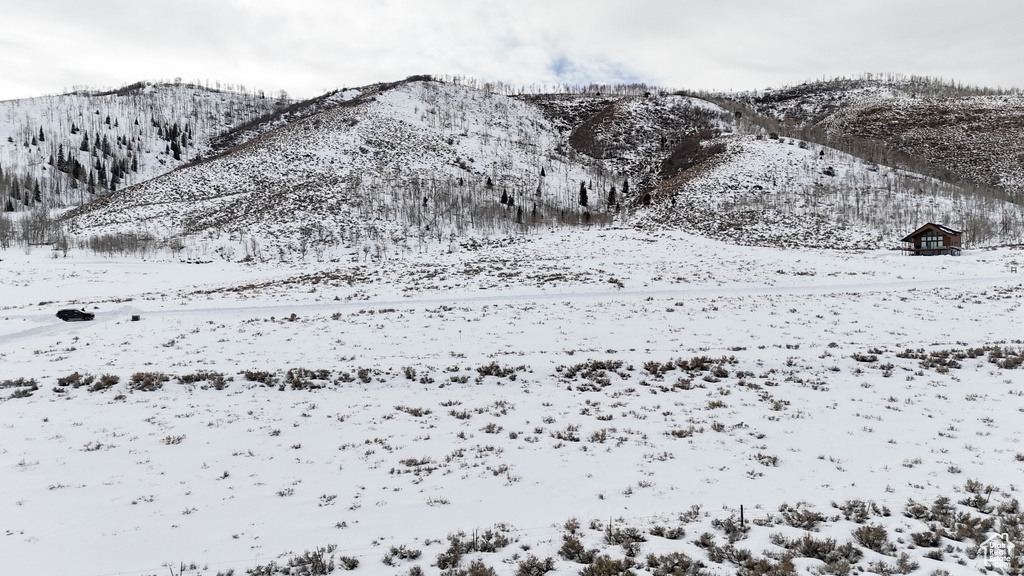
(0, 80, 287, 211)
(4, 73, 1024, 256)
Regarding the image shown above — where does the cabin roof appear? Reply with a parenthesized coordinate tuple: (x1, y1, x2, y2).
(900, 222, 962, 243)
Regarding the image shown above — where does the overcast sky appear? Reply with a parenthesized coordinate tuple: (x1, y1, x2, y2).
(2, 0, 1022, 101)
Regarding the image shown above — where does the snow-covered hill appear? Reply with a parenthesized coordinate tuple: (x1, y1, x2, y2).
(731, 74, 1024, 200)
(62, 80, 629, 255)
(0, 74, 1015, 259)
(0, 81, 286, 209)
(635, 133, 1024, 249)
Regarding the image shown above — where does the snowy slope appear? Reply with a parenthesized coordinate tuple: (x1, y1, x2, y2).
(54, 77, 1023, 258)
(62, 80, 619, 253)
(734, 75, 1024, 199)
(635, 133, 1024, 249)
(0, 81, 285, 208)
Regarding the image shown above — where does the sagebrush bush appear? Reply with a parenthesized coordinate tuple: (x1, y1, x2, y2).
(910, 528, 943, 547)
(396, 405, 432, 417)
(852, 524, 894, 555)
(605, 526, 646, 546)
(178, 371, 228, 389)
(903, 495, 994, 544)
(515, 555, 554, 576)
(88, 374, 119, 392)
(579, 555, 635, 576)
(557, 359, 628, 390)
(285, 545, 336, 575)
(779, 502, 830, 530)
(287, 368, 330, 390)
(834, 499, 889, 523)
(710, 515, 748, 543)
(8, 386, 37, 399)
(645, 552, 706, 576)
(475, 361, 523, 379)
(473, 528, 512, 552)
(243, 370, 276, 385)
(57, 372, 84, 386)
(437, 528, 513, 569)
(649, 525, 685, 540)
(129, 372, 168, 391)
(383, 544, 422, 565)
(1, 377, 38, 388)
(441, 559, 496, 576)
(769, 533, 862, 565)
(868, 552, 918, 575)
(559, 534, 598, 564)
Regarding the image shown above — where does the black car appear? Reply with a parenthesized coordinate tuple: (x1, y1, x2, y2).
(56, 309, 95, 322)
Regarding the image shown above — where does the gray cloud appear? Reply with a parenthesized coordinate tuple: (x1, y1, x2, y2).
(3, 0, 1022, 100)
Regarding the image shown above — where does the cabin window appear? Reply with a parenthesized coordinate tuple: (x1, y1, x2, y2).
(921, 232, 943, 248)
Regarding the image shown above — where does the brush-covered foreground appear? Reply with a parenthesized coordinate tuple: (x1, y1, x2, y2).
(2, 229, 1024, 576)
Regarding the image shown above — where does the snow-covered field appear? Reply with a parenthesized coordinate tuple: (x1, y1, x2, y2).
(2, 229, 1024, 576)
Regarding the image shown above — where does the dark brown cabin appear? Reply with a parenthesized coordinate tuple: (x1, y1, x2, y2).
(901, 223, 962, 256)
